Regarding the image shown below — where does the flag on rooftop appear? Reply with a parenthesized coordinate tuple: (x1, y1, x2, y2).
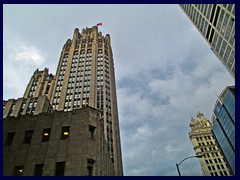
(97, 23, 103, 26)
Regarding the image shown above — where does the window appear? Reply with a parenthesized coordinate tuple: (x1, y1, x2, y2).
(5, 132, 15, 145)
(87, 159, 94, 176)
(23, 130, 33, 144)
(13, 165, 24, 176)
(61, 126, 70, 140)
(34, 164, 44, 176)
(88, 125, 95, 139)
(42, 128, 51, 142)
(55, 162, 65, 176)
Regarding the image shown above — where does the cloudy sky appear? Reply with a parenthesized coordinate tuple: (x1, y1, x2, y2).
(3, 4, 234, 176)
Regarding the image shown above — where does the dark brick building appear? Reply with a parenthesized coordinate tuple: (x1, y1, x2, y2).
(3, 106, 114, 176)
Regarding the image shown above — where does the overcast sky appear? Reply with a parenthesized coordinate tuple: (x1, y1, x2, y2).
(3, 4, 234, 176)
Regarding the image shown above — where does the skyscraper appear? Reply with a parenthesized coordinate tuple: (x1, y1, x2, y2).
(212, 85, 235, 175)
(49, 26, 123, 175)
(179, 4, 235, 78)
(189, 112, 232, 176)
(5, 26, 123, 176)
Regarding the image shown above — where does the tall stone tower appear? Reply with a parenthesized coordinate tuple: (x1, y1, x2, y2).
(179, 4, 235, 78)
(49, 26, 123, 175)
(189, 112, 232, 176)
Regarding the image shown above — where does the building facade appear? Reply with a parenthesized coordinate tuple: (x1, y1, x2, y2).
(49, 26, 122, 175)
(212, 85, 235, 175)
(23, 67, 55, 101)
(179, 4, 235, 78)
(4, 26, 123, 176)
(3, 95, 53, 119)
(4, 106, 115, 176)
(189, 112, 232, 176)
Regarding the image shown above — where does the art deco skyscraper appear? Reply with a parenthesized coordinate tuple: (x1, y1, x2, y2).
(189, 112, 232, 176)
(47, 26, 123, 175)
(179, 4, 235, 78)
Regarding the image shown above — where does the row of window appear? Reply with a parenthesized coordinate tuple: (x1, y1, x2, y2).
(13, 159, 94, 176)
(209, 169, 229, 176)
(205, 158, 223, 164)
(196, 135, 212, 141)
(8, 100, 38, 117)
(5, 125, 96, 146)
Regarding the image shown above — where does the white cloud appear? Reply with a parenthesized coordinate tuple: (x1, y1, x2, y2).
(3, 40, 45, 99)
(8, 41, 45, 66)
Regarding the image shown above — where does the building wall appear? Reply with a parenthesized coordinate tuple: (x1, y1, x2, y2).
(3, 106, 115, 176)
(189, 112, 232, 176)
(49, 26, 123, 175)
(23, 68, 55, 100)
(3, 95, 52, 119)
(212, 86, 235, 175)
(179, 4, 235, 78)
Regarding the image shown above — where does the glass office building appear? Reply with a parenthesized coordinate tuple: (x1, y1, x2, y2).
(212, 86, 235, 175)
(180, 4, 235, 78)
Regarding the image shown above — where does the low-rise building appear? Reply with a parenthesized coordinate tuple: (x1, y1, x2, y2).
(3, 106, 114, 176)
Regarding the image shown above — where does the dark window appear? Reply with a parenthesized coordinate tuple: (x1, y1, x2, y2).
(213, 6, 220, 27)
(87, 160, 94, 176)
(88, 125, 95, 139)
(55, 162, 65, 176)
(23, 130, 33, 144)
(209, 4, 216, 23)
(42, 128, 51, 142)
(61, 126, 70, 140)
(13, 166, 24, 176)
(5, 132, 15, 145)
(34, 164, 44, 176)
